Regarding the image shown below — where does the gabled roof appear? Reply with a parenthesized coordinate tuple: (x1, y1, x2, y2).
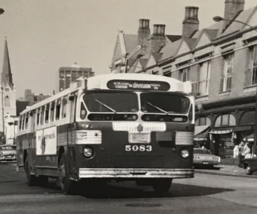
(184, 38, 197, 50)
(216, 6, 257, 39)
(166, 35, 182, 42)
(159, 39, 182, 61)
(123, 34, 138, 53)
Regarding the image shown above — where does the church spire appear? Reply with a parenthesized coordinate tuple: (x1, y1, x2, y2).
(1, 38, 13, 89)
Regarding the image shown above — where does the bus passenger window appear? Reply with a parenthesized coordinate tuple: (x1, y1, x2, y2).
(36, 109, 40, 125)
(22, 116, 25, 130)
(56, 99, 61, 120)
(50, 102, 55, 121)
(40, 107, 44, 125)
(62, 96, 67, 118)
(19, 116, 22, 130)
(25, 114, 28, 129)
(45, 104, 49, 123)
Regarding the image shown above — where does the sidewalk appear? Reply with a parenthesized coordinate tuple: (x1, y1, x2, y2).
(195, 165, 257, 178)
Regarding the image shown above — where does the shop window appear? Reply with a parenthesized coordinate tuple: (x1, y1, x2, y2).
(239, 111, 255, 125)
(215, 114, 236, 127)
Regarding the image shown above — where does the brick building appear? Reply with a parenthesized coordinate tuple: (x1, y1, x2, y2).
(110, 0, 257, 157)
(56, 62, 94, 92)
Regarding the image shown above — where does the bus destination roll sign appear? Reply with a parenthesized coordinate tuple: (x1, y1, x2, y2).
(107, 80, 170, 91)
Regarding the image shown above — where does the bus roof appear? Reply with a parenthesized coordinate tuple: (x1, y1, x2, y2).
(20, 73, 192, 115)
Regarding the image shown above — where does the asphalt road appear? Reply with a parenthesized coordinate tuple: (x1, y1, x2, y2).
(1, 162, 257, 214)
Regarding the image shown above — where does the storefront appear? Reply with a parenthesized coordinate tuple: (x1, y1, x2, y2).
(194, 125, 210, 149)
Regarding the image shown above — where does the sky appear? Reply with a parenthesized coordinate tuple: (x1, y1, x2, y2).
(0, 0, 256, 98)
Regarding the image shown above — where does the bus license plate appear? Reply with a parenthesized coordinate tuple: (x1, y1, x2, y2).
(129, 133, 149, 143)
(203, 162, 209, 165)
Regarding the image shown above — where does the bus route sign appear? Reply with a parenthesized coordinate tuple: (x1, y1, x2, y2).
(107, 80, 170, 91)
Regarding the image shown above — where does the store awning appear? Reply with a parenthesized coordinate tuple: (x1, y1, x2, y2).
(194, 125, 210, 141)
(245, 133, 254, 142)
(209, 129, 233, 134)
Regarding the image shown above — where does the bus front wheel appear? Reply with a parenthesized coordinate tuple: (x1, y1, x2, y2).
(58, 153, 78, 195)
(24, 157, 37, 186)
(152, 179, 172, 195)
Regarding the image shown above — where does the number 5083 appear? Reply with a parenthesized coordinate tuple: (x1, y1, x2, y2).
(125, 145, 152, 152)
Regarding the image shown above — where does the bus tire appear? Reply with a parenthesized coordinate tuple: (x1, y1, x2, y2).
(58, 153, 78, 195)
(24, 157, 37, 186)
(37, 176, 49, 187)
(152, 179, 172, 196)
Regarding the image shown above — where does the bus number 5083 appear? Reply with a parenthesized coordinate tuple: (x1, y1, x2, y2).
(125, 145, 152, 152)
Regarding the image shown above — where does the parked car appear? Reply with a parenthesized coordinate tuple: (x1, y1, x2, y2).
(193, 148, 221, 167)
(0, 145, 17, 162)
(242, 157, 257, 175)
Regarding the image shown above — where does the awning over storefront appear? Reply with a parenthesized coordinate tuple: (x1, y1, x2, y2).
(209, 129, 233, 134)
(194, 125, 210, 141)
(245, 133, 254, 142)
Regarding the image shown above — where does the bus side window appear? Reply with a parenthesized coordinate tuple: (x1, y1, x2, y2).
(62, 96, 67, 118)
(22, 115, 25, 130)
(25, 113, 28, 129)
(40, 106, 44, 125)
(45, 104, 49, 123)
(56, 99, 61, 120)
(19, 116, 22, 130)
(50, 102, 55, 122)
(36, 109, 40, 126)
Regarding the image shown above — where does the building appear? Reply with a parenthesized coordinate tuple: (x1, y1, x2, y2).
(110, 0, 257, 157)
(56, 62, 94, 92)
(0, 39, 17, 144)
(24, 89, 51, 105)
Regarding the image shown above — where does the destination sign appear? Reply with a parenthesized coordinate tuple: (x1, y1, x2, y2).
(107, 80, 170, 91)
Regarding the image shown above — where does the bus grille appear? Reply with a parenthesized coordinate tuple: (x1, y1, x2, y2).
(175, 131, 194, 145)
(112, 122, 166, 133)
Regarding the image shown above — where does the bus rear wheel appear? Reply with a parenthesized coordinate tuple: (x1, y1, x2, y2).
(24, 157, 37, 186)
(152, 179, 172, 195)
(58, 153, 78, 195)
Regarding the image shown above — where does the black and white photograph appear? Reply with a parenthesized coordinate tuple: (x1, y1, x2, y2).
(1, 0, 257, 213)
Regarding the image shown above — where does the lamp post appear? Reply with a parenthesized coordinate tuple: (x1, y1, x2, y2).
(213, 16, 257, 155)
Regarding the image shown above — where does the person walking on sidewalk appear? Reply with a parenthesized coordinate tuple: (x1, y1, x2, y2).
(233, 144, 239, 173)
(238, 140, 246, 167)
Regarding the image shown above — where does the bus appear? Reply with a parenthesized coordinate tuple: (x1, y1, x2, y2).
(16, 73, 195, 195)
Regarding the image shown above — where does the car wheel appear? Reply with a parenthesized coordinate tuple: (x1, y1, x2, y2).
(152, 179, 172, 196)
(246, 166, 253, 175)
(58, 153, 78, 195)
(24, 157, 38, 186)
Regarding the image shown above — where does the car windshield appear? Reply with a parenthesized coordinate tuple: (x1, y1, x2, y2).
(0, 146, 16, 150)
(140, 92, 190, 114)
(83, 92, 138, 113)
(194, 149, 212, 155)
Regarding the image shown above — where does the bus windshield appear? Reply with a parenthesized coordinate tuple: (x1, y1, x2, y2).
(140, 92, 190, 114)
(83, 92, 138, 113)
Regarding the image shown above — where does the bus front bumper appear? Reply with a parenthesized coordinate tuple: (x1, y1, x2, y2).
(78, 168, 194, 179)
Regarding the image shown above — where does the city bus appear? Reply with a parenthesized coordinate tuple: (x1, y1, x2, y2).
(16, 73, 195, 195)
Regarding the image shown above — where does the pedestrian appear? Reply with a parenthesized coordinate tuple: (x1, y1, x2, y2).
(233, 144, 239, 172)
(238, 139, 246, 167)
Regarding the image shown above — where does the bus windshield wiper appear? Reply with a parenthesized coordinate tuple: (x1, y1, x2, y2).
(95, 99, 117, 113)
(147, 102, 170, 115)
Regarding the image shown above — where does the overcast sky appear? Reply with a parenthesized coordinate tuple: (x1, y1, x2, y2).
(0, 0, 256, 98)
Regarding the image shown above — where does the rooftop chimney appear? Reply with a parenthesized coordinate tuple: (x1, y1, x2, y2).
(150, 24, 166, 52)
(182, 6, 199, 38)
(138, 19, 150, 47)
(223, 0, 245, 29)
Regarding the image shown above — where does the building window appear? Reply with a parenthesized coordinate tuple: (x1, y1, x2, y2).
(195, 117, 211, 126)
(220, 54, 233, 92)
(215, 114, 236, 127)
(198, 61, 210, 96)
(4, 96, 10, 106)
(245, 46, 257, 86)
(180, 67, 190, 82)
(239, 111, 255, 125)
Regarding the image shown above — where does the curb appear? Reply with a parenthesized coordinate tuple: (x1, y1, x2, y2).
(195, 169, 257, 179)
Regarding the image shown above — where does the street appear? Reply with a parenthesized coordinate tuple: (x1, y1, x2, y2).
(0, 163, 257, 214)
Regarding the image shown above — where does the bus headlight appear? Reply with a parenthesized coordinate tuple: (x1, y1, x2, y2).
(181, 150, 189, 158)
(83, 147, 94, 158)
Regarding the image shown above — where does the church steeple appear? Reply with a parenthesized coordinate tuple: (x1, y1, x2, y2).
(1, 38, 13, 89)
